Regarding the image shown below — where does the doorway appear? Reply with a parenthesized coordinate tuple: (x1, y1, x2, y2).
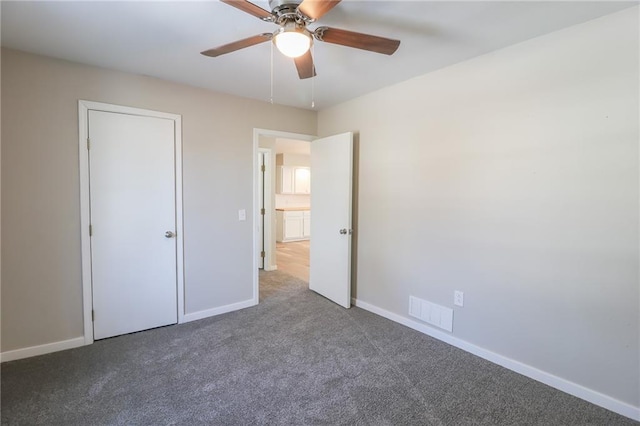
(253, 129, 354, 309)
(258, 136, 312, 281)
(273, 137, 312, 282)
(79, 101, 185, 344)
(253, 129, 314, 303)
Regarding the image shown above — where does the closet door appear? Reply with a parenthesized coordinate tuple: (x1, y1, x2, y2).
(89, 110, 178, 340)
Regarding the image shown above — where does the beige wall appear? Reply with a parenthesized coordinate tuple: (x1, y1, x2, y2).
(1, 48, 316, 352)
(276, 153, 310, 167)
(319, 8, 639, 408)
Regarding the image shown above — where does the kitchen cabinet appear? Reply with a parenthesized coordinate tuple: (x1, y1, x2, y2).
(276, 209, 311, 242)
(294, 167, 310, 194)
(277, 166, 310, 194)
(278, 166, 295, 194)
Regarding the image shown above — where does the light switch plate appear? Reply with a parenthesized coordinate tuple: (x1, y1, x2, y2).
(238, 209, 246, 221)
(454, 291, 464, 307)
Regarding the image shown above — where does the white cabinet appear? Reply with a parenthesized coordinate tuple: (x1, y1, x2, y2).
(294, 167, 310, 194)
(277, 166, 310, 194)
(277, 209, 311, 242)
(278, 166, 295, 194)
(284, 211, 303, 240)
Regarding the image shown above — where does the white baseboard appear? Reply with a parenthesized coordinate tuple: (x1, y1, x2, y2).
(182, 298, 256, 323)
(1, 298, 257, 362)
(352, 298, 640, 422)
(0, 337, 86, 363)
(264, 265, 278, 272)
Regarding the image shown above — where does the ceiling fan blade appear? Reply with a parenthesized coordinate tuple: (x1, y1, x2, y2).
(315, 27, 400, 55)
(220, 0, 273, 21)
(201, 33, 272, 57)
(298, 0, 341, 21)
(294, 50, 317, 79)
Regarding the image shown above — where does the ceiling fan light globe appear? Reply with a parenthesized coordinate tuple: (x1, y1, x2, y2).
(274, 29, 311, 58)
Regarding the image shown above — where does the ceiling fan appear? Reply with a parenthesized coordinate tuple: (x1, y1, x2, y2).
(201, 0, 401, 79)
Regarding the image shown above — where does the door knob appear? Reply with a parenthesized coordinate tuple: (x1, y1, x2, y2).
(165, 231, 176, 238)
(339, 229, 347, 235)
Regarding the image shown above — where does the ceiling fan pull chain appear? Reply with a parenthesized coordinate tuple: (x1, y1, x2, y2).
(270, 41, 274, 105)
(311, 44, 315, 109)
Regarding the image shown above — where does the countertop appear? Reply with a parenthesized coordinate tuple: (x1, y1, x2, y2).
(275, 207, 311, 211)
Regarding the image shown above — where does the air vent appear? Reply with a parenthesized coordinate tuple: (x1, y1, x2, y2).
(409, 296, 453, 332)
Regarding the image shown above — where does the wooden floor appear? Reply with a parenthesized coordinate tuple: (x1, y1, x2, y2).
(275, 240, 309, 282)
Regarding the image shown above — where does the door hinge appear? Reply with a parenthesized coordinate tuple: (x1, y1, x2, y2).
(87, 138, 90, 150)
(89, 224, 93, 236)
(261, 164, 266, 172)
(260, 251, 265, 258)
(91, 310, 95, 321)
(261, 208, 265, 215)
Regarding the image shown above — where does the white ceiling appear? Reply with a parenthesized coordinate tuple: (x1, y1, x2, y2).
(1, 1, 635, 110)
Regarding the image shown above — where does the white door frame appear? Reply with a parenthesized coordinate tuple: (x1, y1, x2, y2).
(252, 128, 315, 304)
(257, 148, 271, 270)
(78, 100, 185, 345)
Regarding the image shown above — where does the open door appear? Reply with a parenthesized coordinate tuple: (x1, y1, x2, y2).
(309, 132, 353, 308)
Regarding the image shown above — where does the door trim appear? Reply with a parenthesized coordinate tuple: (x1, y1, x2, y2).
(252, 129, 315, 304)
(257, 148, 272, 271)
(78, 100, 185, 345)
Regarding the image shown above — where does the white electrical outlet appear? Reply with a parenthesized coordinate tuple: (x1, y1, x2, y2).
(454, 291, 464, 307)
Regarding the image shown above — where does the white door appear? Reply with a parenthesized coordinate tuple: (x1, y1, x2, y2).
(89, 110, 178, 340)
(309, 132, 353, 308)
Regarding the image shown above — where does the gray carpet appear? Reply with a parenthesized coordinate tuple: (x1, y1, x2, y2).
(1, 270, 637, 425)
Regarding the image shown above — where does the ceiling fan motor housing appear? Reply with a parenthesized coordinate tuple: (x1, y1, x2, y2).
(268, 0, 302, 12)
(269, 0, 314, 24)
